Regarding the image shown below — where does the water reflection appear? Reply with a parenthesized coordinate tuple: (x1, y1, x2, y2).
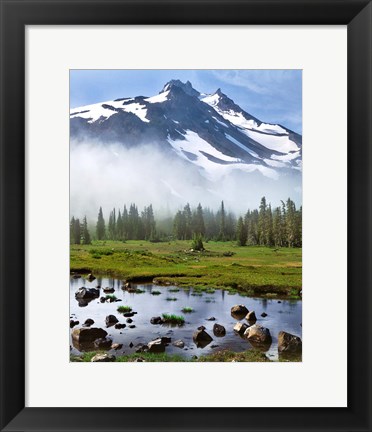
(70, 278, 302, 361)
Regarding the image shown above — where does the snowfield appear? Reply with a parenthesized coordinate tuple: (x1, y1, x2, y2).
(167, 130, 278, 180)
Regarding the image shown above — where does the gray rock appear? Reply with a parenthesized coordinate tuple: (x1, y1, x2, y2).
(72, 327, 107, 343)
(231, 304, 248, 318)
(172, 339, 185, 348)
(94, 337, 113, 350)
(114, 323, 126, 329)
(150, 316, 164, 324)
(87, 273, 96, 282)
(246, 311, 257, 322)
(75, 287, 100, 299)
(103, 287, 115, 293)
(105, 315, 119, 326)
(111, 343, 123, 350)
(206, 317, 216, 321)
(213, 323, 226, 337)
(147, 338, 167, 353)
(83, 318, 94, 327)
(244, 324, 272, 345)
(261, 312, 268, 318)
(126, 318, 133, 323)
(278, 331, 302, 354)
(70, 320, 79, 328)
(91, 353, 115, 362)
(233, 322, 248, 335)
(193, 326, 213, 348)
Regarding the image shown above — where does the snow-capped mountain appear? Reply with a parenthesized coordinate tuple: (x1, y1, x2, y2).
(70, 79, 302, 181)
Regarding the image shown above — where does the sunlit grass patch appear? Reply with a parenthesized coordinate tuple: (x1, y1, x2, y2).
(117, 305, 132, 313)
(162, 313, 185, 324)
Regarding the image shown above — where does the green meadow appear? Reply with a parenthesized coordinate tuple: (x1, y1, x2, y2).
(70, 240, 301, 298)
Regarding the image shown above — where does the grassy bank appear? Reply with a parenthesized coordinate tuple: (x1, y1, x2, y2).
(70, 349, 271, 363)
(70, 240, 302, 298)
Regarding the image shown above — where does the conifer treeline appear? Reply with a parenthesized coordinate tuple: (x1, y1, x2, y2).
(70, 197, 302, 247)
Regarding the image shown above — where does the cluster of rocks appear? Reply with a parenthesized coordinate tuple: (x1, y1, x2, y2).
(136, 336, 172, 353)
(231, 305, 302, 354)
(75, 287, 100, 300)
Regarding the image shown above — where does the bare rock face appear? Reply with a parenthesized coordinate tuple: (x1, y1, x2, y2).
(244, 324, 272, 345)
(278, 331, 302, 354)
(72, 327, 107, 343)
(91, 353, 115, 362)
(233, 322, 248, 335)
(213, 323, 226, 337)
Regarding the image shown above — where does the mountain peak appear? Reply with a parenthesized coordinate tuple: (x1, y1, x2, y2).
(162, 79, 200, 97)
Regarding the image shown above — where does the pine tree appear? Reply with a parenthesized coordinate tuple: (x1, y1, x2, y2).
(81, 216, 91, 245)
(70, 217, 76, 244)
(217, 201, 226, 241)
(258, 197, 267, 245)
(236, 216, 247, 246)
(173, 210, 186, 240)
(192, 203, 205, 236)
(96, 207, 106, 240)
(183, 203, 192, 240)
(73, 218, 81, 244)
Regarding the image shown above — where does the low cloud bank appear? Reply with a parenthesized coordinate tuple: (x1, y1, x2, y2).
(70, 140, 302, 221)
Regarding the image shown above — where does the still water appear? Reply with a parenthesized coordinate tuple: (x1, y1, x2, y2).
(70, 276, 302, 360)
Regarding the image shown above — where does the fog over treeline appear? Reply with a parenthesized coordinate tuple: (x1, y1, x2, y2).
(70, 140, 302, 220)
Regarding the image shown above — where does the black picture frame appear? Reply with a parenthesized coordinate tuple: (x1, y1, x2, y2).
(1, 0, 371, 431)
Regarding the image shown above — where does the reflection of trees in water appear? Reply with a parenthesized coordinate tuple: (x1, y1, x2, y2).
(260, 298, 268, 310)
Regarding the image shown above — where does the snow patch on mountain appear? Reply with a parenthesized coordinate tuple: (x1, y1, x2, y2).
(145, 90, 170, 104)
(167, 130, 278, 181)
(121, 102, 149, 122)
(70, 98, 150, 123)
(271, 151, 301, 162)
(241, 128, 299, 153)
(224, 134, 259, 158)
(168, 130, 240, 165)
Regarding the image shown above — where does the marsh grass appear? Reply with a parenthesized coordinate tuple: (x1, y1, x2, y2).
(161, 313, 185, 324)
(105, 294, 117, 301)
(168, 288, 180, 293)
(151, 290, 161, 295)
(181, 307, 194, 313)
(70, 349, 275, 362)
(117, 305, 132, 313)
(166, 297, 178, 301)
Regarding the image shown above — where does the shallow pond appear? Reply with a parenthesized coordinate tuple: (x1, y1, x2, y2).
(70, 276, 302, 361)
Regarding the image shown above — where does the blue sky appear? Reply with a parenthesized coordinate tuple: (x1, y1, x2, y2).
(70, 70, 302, 134)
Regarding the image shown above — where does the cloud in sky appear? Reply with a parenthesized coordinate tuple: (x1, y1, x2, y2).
(70, 69, 302, 134)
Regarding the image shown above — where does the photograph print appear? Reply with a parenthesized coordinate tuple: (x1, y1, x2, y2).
(69, 69, 302, 363)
